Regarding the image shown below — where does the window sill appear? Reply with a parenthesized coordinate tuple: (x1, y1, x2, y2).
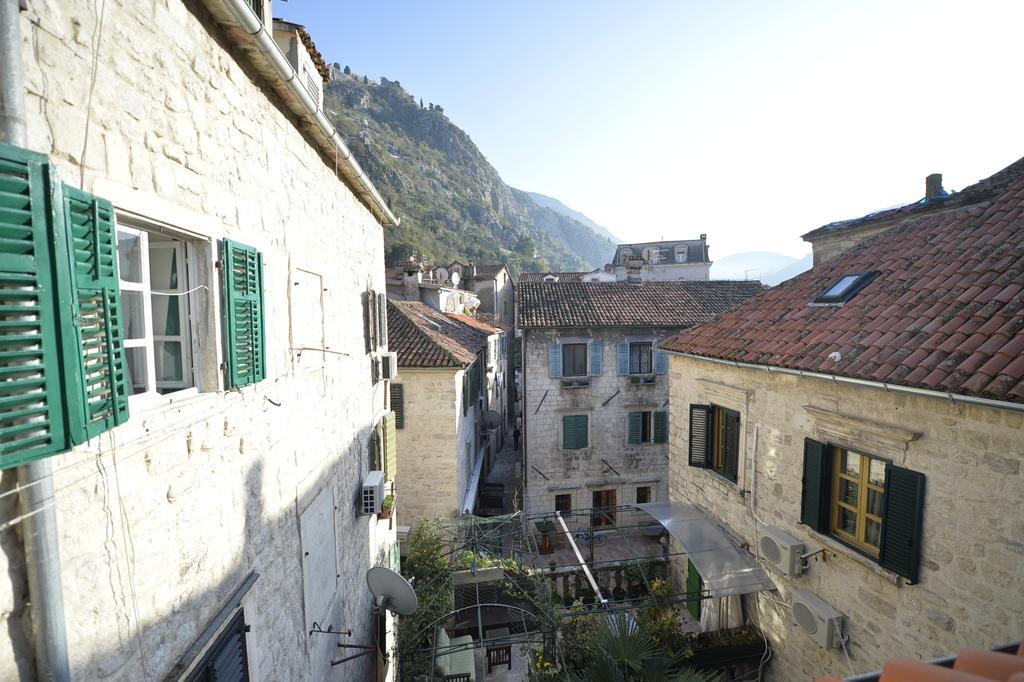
(629, 375, 657, 385)
(802, 528, 904, 585)
(561, 378, 591, 389)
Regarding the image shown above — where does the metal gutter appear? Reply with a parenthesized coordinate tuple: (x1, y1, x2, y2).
(666, 351, 1024, 414)
(198, 0, 399, 227)
(2, 1, 71, 678)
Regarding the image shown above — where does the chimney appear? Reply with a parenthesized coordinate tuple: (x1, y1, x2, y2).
(925, 173, 946, 200)
(624, 255, 644, 284)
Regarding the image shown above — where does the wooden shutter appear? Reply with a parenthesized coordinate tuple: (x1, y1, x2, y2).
(186, 609, 250, 682)
(723, 409, 740, 482)
(616, 342, 629, 375)
(370, 425, 382, 470)
(390, 383, 404, 429)
(383, 412, 397, 480)
(562, 415, 575, 449)
(58, 185, 131, 442)
(548, 343, 561, 377)
(377, 292, 388, 348)
(363, 290, 373, 353)
(654, 350, 669, 375)
(653, 411, 668, 444)
(221, 239, 266, 388)
(801, 438, 833, 531)
(879, 465, 926, 583)
(627, 411, 642, 445)
(576, 415, 588, 449)
(687, 405, 711, 467)
(589, 341, 603, 376)
(0, 144, 69, 466)
(461, 369, 468, 416)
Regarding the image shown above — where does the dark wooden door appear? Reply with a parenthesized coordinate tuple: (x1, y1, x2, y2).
(592, 489, 617, 527)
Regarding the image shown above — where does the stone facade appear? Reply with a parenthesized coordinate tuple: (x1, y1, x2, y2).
(2, 1, 397, 680)
(667, 354, 1024, 680)
(523, 327, 675, 518)
(807, 222, 897, 266)
(394, 367, 478, 532)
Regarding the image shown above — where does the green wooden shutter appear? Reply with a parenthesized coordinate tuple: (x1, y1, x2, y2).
(688, 404, 711, 468)
(370, 425, 382, 471)
(383, 412, 397, 480)
(801, 438, 833, 531)
(879, 465, 926, 583)
(377, 292, 388, 348)
(576, 415, 588, 449)
(627, 411, 642, 445)
(723, 409, 740, 482)
(390, 383, 404, 429)
(363, 290, 373, 353)
(0, 144, 69, 466)
(562, 415, 575, 449)
(58, 184, 130, 442)
(220, 239, 266, 388)
(653, 411, 668, 444)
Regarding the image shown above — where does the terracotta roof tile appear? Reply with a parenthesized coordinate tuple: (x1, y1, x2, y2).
(662, 155, 1024, 404)
(387, 300, 486, 368)
(518, 280, 763, 329)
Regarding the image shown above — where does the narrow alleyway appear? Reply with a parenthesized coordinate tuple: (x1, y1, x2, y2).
(483, 435, 523, 514)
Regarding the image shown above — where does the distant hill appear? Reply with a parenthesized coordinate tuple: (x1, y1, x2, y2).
(523, 191, 622, 244)
(711, 251, 799, 281)
(322, 74, 615, 275)
(762, 253, 813, 286)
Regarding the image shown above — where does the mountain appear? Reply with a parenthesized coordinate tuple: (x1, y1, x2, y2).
(322, 74, 615, 275)
(761, 253, 813, 286)
(523, 191, 622, 244)
(710, 251, 799, 281)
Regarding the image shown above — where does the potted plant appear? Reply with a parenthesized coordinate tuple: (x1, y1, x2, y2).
(548, 559, 558, 572)
(379, 494, 395, 519)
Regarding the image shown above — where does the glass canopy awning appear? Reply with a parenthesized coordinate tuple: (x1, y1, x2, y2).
(637, 501, 776, 598)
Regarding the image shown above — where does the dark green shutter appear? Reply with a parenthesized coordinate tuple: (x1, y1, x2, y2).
(879, 465, 926, 583)
(383, 412, 397, 480)
(220, 239, 266, 388)
(377, 292, 388, 348)
(653, 411, 668, 444)
(562, 415, 575, 449)
(627, 412, 642, 444)
(688, 405, 711, 468)
(576, 415, 588, 449)
(0, 144, 69, 466)
(390, 383, 404, 429)
(723, 409, 740, 482)
(801, 438, 832, 531)
(58, 185, 130, 442)
(363, 290, 373, 353)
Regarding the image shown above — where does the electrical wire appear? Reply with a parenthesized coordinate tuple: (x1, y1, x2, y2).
(836, 616, 855, 677)
(149, 284, 209, 297)
(79, 0, 107, 187)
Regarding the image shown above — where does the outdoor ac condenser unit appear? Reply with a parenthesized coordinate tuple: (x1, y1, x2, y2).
(361, 471, 385, 515)
(379, 352, 398, 380)
(792, 589, 846, 649)
(758, 524, 805, 576)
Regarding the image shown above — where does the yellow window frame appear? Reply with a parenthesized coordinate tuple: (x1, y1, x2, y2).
(831, 448, 885, 557)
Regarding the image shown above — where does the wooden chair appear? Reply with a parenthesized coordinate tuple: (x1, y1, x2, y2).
(486, 644, 512, 673)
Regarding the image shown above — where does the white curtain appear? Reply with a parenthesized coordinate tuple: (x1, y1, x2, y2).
(700, 595, 743, 631)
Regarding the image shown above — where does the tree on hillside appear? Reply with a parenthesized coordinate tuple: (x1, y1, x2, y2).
(343, 65, 351, 75)
(419, 97, 424, 108)
(362, 75, 368, 84)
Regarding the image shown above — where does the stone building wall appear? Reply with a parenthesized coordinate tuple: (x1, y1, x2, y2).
(522, 327, 676, 519)
(667, 354, 1024, 680)
(1, 0, 396, 679)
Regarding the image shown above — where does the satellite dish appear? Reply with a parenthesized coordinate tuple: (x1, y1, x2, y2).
(450, 271, 461, 286)
(436, 266, 449, 283)
(366, 566, 418, 616)
(481, 410, 501, 430)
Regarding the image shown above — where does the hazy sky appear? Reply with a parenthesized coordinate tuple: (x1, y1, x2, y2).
(279, 0, 1024, 259)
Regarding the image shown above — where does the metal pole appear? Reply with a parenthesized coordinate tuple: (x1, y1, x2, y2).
(1, 1, 72, 679)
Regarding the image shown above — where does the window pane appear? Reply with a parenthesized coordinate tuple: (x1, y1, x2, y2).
(824, 275, 860, 298)
(867, 488, 884, 517)
(562, 343, 586, 376)
(869, 459, 886, 486)
(839, 478, 859, 506)
(121, 290, 147, 341)
(154, 341, 184, 382)
(151, 295, 181, 337)
(865, 519, 882, 549)
(125, 347, 149, 394)
(629, 342, 652, 373)
(117, 230, 144, 283)
(841, 451, 860, 477)
(836, 507, 857, 536)
(636, 486, 651, 504)
(641, 412, 652, 442)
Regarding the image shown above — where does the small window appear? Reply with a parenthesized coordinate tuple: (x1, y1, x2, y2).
(562, 343, 588, 377)
(562, 415, 588, 450)
(832, 448, 887, 557)
(812, 272, 878, 304)
(629, 342, 652, 374)
(118, 226, 197, 396)
(687, 404, 739, 483)
(674, 246, 687, 264)
(555, 494, 572, 513)
(630, 411, 668, 444)
(636, 486, 651, 504)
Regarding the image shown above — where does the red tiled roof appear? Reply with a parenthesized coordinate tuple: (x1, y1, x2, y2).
(447, 313, 500, 335)
(518, 280, 765, 329)
(387, 300, 486, 368)
(663, 159, 1024, 404)
(517, 271, 588, 283)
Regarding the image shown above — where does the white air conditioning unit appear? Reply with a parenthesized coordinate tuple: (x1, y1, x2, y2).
(379, 352, 398, 380)
(758, 524, 805, 576)
(361, 471, 385, 515)
(792, 589, 846, 649)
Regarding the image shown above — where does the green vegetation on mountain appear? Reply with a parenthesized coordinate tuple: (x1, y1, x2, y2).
(323, 74, 615, 274)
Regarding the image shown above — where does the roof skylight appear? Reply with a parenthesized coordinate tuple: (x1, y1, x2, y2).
(812, 272, 878, 304)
